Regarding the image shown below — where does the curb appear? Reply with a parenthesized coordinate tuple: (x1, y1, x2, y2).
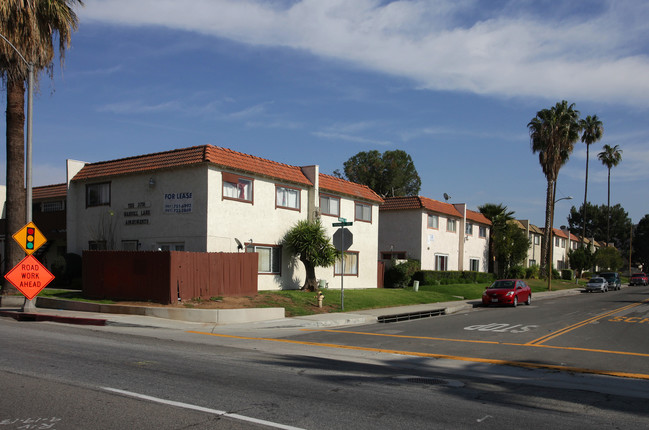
(0, 310, 107, 326)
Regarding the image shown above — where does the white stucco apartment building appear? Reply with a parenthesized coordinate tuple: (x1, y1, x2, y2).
(65, 145, 383, 290)
(378, 196, 491, 272)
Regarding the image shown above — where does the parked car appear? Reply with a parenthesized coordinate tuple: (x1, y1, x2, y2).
(586, 277, 608, 293)
(482, 279, 531, 307)
(598, 272, 621, 290)
(629, 273, 649, 286)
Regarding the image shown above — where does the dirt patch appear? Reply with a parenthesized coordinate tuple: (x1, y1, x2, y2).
(117, 295, 267, 309)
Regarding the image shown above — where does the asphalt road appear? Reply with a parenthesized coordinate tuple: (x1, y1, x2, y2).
(1, 285, 648, 429)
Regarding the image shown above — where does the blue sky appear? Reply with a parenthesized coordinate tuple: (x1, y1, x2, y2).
(2, 0, 648, 229)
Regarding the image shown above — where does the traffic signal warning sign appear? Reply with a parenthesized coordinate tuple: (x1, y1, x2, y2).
(12, 222, 47, 255)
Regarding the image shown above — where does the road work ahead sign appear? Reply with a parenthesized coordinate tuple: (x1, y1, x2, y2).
(4, 255, 55, 300)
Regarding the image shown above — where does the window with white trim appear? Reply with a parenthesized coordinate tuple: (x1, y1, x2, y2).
(222, 172, 253, 202)
(86, 182, 110, 207)
(246, 244, 281, 274)
(41, 200, 65, 212)
(158, 243, 185, 251)
(276, 186, 300, 210)
(355, 202, 371, 222)
(121, 240, 138, 251)
(335, 252, 358, 276)
(435, 254, 448, 271)
(428, 214, 439, 229)
(447, 219, 457, 232)
(320, 194, 340, 217)
(469, 258, 480, 272)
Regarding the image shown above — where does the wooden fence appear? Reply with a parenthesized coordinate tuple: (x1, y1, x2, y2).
(83, 251, 258, 304)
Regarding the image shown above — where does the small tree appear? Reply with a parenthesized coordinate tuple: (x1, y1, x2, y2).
(281, 219, 338, 291)
(568, 247, 594, 279)
(493, 222, 530, 278)
(594, 246, 624, 272)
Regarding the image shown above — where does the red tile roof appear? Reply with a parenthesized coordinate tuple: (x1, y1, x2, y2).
(319, 174, 383, 203)
(71, 145, 383, 203)
(466, 209, 491, 226)
(380, 196, 490, 225)
(381, 196, 462, 218)
(33, 183, 66, 200)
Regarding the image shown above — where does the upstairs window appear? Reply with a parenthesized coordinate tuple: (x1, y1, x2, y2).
(86, 182, 110, 207)
(41, 200, 65, 212)
(479, 226, 487, 238)
(320, 194, 340, 217)
(222, 172, 253, 203)
(447, 219, 457, 232)
(428, 214, 439, 229)
(276, 186, 300, 210)
(465, 223, 473, 235)
(355, 202, 371, 222)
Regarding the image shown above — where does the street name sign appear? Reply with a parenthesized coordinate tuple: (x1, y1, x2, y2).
(12, 221, 47, 255)
(4, 255, 55, 300)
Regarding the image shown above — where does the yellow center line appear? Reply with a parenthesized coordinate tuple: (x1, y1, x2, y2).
(187, 330, 649, 380)
(526, 298, 649, 345)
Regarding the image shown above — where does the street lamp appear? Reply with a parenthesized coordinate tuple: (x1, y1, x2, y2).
(1, 33, 35, 312)
(547, 196, 573, 291)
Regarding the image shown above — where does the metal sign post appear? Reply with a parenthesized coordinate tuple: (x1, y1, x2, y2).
(332, 218, 353, 311)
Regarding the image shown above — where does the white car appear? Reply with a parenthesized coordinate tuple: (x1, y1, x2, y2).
(586, 277, 608, 293)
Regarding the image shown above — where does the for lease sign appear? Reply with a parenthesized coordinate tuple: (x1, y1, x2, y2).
(164, 192, 193, 214)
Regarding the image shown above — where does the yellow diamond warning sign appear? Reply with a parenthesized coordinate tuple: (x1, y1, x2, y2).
(12, 222, 47, 255)
(4, 255, 55, 300)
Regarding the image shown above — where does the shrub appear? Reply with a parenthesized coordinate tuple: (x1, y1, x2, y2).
(552, 268, 561, 279)
(412, 270, 495, 285)
(561, 269, 574, 280)
(385, 259, 420, 288)
(525, 265, 540, 279)
(582, 271, 592, 279)
(507, 265, 526, 279)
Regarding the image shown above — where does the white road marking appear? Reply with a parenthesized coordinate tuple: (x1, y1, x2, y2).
(102, 387, 305, 430)
(477, 415, 493, 422)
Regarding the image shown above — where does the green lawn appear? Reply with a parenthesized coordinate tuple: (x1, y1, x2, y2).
(40, 278, 582, 317)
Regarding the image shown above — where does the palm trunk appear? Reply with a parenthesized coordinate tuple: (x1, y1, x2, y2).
(2, 79, 26, 296)
(582, 145, 589, 247)
(541, 179, 554, 282)
(606, 167, 611, 244)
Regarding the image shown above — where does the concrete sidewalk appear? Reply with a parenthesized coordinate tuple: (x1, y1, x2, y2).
(0, 288, 583, 330)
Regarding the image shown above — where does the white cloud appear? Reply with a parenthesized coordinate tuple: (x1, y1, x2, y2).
(80, 0, 649, 106)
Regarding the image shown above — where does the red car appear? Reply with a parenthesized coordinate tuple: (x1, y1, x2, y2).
(482, 279, 532, 307)
(629, 273, 648, 286)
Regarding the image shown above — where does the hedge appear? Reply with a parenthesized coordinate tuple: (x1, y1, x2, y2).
(412, 270, 495, 285)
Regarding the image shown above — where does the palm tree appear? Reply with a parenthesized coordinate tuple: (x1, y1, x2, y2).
(281, 219, 339, 291)
(478, 203, 515, 275)
(598, 144, 623, 244)
(528, 100, 581, 288)
(579, 115, 603, 246)
(1, 0, 82, 296)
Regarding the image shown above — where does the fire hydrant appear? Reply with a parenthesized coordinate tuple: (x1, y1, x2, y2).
(315, 291, 325, 308)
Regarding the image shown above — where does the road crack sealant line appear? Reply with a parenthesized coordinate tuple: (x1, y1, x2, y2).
(526, 298, 649, 346)
(186, 330, 649, 381)
(102, 387, 305, 430)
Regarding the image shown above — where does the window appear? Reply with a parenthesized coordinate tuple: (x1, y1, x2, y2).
(41, 200, 64, 212)
(428, 214, 439, 229)
(335, 252, 358, 276)
(158, 243, 185, 251)
(276, 186, 300, 210)
(447, 219, 457, 232)
(381, 251, 406, 260)
(534, 235, 540, 245)
(246, 245, 281, 274)
(355, 202, 372, 222)
(435, 254, 448, 271)
(465, 223, 473, 235)
(222, 172, 253, 202)
(88, 240, 106, 250)
(479, 226, 487, 238)
(86, 182, 110, 207)
(121, 240, 139, 251)
(555, 237, 560, 247)
(529, 259, 537, 267)
(469, 258, 480, 272)
(320, 194, 340, 217)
